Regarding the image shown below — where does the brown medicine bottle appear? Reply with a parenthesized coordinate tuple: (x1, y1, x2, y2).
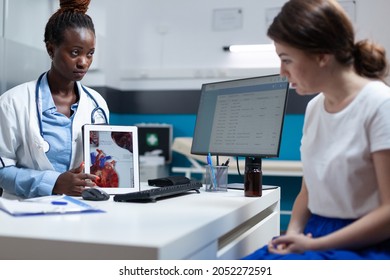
(244, 157, 262, 197)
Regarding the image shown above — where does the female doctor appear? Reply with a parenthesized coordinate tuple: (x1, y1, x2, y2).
(0, 0, 109, 198)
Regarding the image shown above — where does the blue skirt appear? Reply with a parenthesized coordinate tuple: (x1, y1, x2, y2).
(242, 214, 390, 260)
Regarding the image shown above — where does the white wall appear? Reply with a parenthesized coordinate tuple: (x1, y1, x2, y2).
(4, 0, 51, 49)
(84, 0, 390, 89)
(2, 0, 390, 93)
(0, 0, 3, 37)
(354, 0, 390, 44)
(85, 0, 287, 89)
(1, 0, 51, 91)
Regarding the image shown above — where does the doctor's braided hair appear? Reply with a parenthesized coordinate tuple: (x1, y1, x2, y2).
(44, 0, 95, 46)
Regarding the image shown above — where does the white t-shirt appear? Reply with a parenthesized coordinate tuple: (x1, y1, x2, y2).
(301, 81, 390, 219)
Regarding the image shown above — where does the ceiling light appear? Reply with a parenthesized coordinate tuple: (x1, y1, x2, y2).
(223, 44, 275, 53)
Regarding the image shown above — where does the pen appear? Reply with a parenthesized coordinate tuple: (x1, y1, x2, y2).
(207, 153, 218, 190)
(222, 158, 230, 167)
(51, 201, 68, 205)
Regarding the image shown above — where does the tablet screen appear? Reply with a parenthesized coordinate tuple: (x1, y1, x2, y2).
(83, 125, 140, 191)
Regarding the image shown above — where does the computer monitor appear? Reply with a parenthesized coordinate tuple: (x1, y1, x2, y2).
(191, 74, 289, 170)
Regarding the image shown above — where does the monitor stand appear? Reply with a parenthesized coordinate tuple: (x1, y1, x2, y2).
(228, 157, 275, 190)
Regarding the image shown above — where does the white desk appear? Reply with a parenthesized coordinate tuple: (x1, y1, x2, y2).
(0, 186, 280, 260)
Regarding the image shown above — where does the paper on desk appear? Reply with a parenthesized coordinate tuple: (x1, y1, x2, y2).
(0, 195, 104, 217)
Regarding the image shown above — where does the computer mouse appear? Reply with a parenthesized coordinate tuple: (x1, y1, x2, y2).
(82, 188, 110, 201)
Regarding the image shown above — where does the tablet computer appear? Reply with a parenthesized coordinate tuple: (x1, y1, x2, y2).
(83, 124, 140, 193)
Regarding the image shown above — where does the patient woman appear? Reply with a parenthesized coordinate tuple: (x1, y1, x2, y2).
(0, 0, 109, 198)
(243, 0, 390, 259)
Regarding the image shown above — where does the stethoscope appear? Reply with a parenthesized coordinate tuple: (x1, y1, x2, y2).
(36, 72, 108, 152)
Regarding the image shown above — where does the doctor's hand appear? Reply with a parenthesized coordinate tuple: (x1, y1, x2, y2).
(52, 162, 99, 196)
(267, 233, 314, 255)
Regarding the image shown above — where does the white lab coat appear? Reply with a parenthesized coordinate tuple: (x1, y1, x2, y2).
(0, 76, 109, 174)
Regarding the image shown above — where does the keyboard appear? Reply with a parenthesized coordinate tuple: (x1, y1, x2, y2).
(113, 181, 202, 202)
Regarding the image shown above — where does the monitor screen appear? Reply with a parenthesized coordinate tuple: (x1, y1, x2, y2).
(191, 74, 289, 158)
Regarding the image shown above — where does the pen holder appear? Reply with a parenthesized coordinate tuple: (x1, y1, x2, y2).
(204, 165, 228, 192)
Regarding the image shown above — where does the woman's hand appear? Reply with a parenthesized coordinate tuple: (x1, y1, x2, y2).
(52, 162, 99, 196)
(268, 233, 313, 254)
